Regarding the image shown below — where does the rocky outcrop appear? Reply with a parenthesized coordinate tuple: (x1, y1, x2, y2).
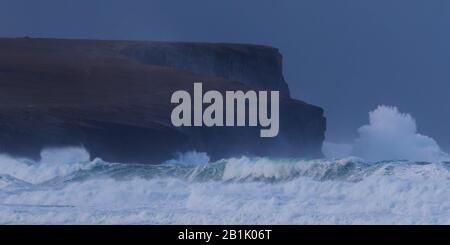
(0, 37, 325, 163)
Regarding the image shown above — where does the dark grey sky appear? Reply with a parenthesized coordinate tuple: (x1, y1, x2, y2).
(1, 0, 449, 150)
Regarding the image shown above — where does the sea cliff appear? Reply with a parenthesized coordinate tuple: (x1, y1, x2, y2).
(0, 38, 325, 163)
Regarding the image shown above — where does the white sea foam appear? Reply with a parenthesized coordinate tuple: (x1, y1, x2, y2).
(0, 106, 449, 224)
(0, 147, 101, 184)
(0, 151, 449, 224)
(324, 105, 450, 162)
(164, 151, 210, 166)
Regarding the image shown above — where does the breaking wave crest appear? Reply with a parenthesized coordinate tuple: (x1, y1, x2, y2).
(0, 147, 105, 184)
(0, 148, 449, 224)
(0, 105, 449, 224)
(2, 148, 448, 185)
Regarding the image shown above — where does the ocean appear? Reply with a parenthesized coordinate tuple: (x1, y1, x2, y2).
(1, 106, 449, 224)
(0, 148, 449, 224)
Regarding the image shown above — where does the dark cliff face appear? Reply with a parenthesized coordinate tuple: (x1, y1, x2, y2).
(0, 37, 325, 163)
(118, 42, 290, 95)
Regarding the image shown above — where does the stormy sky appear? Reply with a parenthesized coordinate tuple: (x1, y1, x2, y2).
(1, 0, 449, 150)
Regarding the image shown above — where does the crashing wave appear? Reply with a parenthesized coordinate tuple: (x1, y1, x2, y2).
(324, 106, 450, 162)
(0, 105, 449, 224)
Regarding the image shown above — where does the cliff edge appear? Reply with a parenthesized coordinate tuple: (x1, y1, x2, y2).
(0, 37, 325, 163)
